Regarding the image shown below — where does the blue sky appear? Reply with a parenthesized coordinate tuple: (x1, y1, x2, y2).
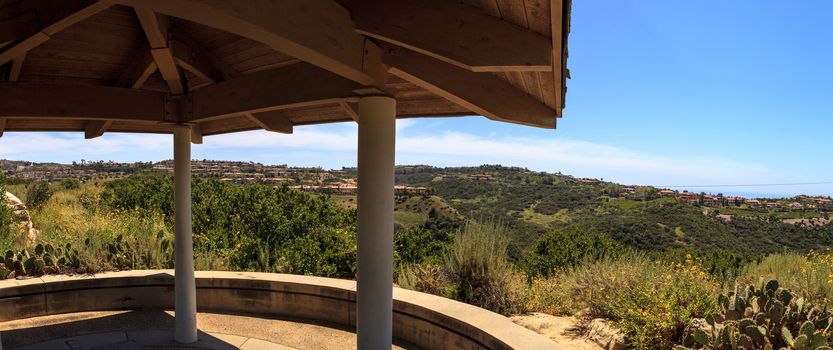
(2, 1, 832, 197)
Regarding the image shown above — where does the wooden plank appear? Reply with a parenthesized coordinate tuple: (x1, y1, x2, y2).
(190, 123, 203, 144)
(351, 0, 551, 72)
(0, 1, 111, 66)
(84, 120, 113, 139)
(135, 9, 184, 94)
(0, 117, 5, 138)
(190, 62, 363, 122)
(0, 83, 168, 122)
(171, 31, 239, 81)
(116, 49, 157, 88)
(383, 45, 557, 129)
(245, 111, 293, 134)
(8, 53, 25, 81)
(109, 0, 383, 85)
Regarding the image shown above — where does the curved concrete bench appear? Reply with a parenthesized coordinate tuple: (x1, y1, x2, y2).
(0, 270, 556, 349)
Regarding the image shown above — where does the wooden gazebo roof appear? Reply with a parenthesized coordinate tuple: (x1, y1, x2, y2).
(0, 0, 570, 142)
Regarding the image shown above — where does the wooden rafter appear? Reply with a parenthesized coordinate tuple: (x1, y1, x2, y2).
(0, 83, 168, 122)
(171, 30, 239, 81)
(171, 37, 222, 84)
(190, 62, 363, 122)
(351, 0, 552, 72)
(245, 111, 293, 134)
(339, 100, 360, 122)
(382, 45, 557, 129)
(7, 53, 25, 81)
(109, 0, 384, 85)
(135, 8, 184, 94)
(0, 1, 111, 66)
(0, 118, 6, 138)
(116, 49, 156, 88)
(84, 120, 113, 139)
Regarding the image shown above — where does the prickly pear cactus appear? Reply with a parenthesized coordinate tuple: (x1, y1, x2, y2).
(678, 279, 833, 350)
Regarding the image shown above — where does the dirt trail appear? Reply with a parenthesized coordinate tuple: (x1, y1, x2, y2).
(511, 313, 604, 350)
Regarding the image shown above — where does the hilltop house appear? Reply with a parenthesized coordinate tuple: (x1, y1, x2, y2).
(678, 191, 699, 204)
(658, 189, 676, 198)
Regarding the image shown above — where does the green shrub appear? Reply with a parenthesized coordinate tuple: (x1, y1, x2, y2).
(679, 279, 833, 349)
(0, 174, 15, 243)
(534, 253, 718, 349)
(395, 226, 445, 266)
(61, 178, 82, 189)
(522, 226, 625, 278)
(397, 263, 454, 298)
(25, 181, 52, 209)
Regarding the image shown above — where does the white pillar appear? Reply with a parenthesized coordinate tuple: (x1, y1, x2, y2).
(173, 126, 198, 344)
(356, 96, 396, 349)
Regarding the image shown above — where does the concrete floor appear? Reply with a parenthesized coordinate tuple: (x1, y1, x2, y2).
(0, 310, 413, 350)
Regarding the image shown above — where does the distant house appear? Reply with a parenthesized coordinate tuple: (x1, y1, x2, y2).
(469, 174, 494, 182)
(788, 202, 804, 210)
(678, 191, 699, 204)
(745, 199, 762, 207)
(726, 197, 745, 206)
(702, 194, 721, 205)
(658, 189, 676, 198)
(766, 202, 780, 208)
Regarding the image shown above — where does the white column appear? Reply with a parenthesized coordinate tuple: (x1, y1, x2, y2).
(173, 126, 198, 344)
(356, 95, 396, 349)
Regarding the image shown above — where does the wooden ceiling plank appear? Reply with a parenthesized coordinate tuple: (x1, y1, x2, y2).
(109, 0, 383, 85)
(351, 0, 552, 72)
(382, 45, 557, 129)
(245, 111, 293, 134)
(0, 83, 168, 122)
(117, 49, 157, 88)
(135, 8, 184, 94)
(84, 120, 113, 139)
(0, 1, 111, 66)
(0, 117, 6, 138)
(190, 62, 363, 122)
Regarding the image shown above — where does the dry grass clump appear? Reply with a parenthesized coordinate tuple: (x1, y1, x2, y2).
(740, 251, 833, 306)
(397, 221, 530, 316)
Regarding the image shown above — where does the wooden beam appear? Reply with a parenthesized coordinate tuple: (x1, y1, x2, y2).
(8, 53, 25, 81)
(135, 8, 184, 94)
(245, 111, 293, 134)
(116, 49, 156, 88)
(350, 0, 552, 72)
(0, 83, 168, 122)
(108, 0, 383, 85)
(551, 0, 566, 116)
(190, 124, 203, 144)
(382, 45, 557, 129)
(0, 118, 6, 138)
(190, 62, 363, 122)
(84, 120, 113, 139)
(339, 100, 359, 122)
(0, 1, 111, 66)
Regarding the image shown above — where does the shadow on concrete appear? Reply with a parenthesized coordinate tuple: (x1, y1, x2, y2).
(0, 310, 246, 349)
